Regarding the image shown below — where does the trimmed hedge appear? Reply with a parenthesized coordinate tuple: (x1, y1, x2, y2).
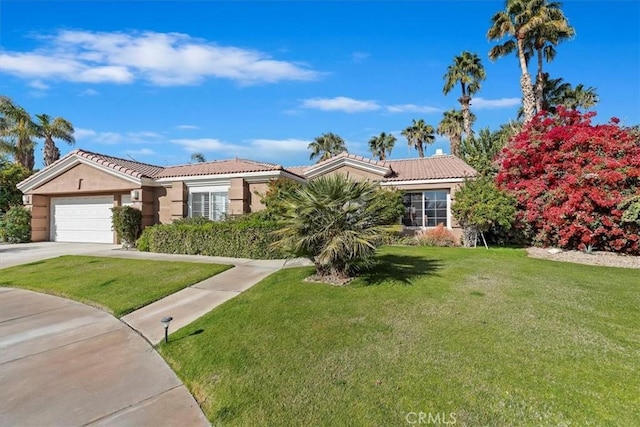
(0, 205, 31, 243)
(137, 219, 286, 259)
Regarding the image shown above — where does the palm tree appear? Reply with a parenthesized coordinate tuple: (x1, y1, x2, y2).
(191, 152, 206, 163)
(517, 74, 599, 117)
(368, 132, 397, 160)
(563, 84, 599, 110)
(401, 119, 435, 158)
(459, 128, 507, 176)
(442, 51, 486, 138)
(529, 3, 574, 112)
(488, 0, 559, 122)
(272, 174, 395, 281)
(0, 97, 38, 171)
(35, 114, 75, 166)
(308, 132, 347, 163)
(437, 109, 475, 157)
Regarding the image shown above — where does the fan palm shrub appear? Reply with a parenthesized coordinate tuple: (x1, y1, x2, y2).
(272, 174, 403, 282)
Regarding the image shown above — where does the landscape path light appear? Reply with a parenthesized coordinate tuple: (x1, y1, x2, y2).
(160, 316, 173, 343)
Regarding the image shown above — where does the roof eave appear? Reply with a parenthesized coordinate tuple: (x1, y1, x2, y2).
(18, 154, 145, 193)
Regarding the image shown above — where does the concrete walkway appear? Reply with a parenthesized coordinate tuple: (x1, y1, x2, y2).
(0, 287, 209, 426)
(0, 242, 313, 425)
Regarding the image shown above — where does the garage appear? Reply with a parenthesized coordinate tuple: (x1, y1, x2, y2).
(51, 196, 115, 243)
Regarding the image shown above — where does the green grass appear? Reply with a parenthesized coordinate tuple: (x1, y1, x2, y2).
(158, 246, 640, 426)
(0, 256, 231, 316)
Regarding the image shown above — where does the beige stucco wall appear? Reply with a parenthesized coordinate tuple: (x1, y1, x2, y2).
(27, 194, 50, 242)
(31, 163, 136, 194)
(157, 181, 186, 223)
(314, 165, 382, 181)
(228, 178, 250, 216)
(248, 182, 269, 212)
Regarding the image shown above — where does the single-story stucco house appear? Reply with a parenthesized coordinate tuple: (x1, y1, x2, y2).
(17, 149, 476, 243)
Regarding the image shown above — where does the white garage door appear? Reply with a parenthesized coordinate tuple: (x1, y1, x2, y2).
(51, 196, 115, 243)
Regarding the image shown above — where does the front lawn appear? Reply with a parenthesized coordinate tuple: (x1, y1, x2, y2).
(159, 246, 640, 426)
(0, 256, 231, 316)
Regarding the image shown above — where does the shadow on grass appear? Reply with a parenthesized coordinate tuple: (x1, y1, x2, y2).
(360, 254, 443, 286)
(168, 328, 205, 344)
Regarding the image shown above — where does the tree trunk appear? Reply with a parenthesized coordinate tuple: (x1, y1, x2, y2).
(535, 47, 544, 113)
(43, 137, 60, 166)
(15, 137, 35, 171)
(450, 135, 462, 158)
(462, 226, 478, 248)
(459, 95, 472, 140)
(417, 142, 424, 158)
(517, 38, 537, 122)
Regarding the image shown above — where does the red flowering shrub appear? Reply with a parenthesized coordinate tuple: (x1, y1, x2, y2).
(496, 107, 640, 254)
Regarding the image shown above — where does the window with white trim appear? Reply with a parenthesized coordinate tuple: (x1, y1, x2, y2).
(190, 191, 228, 221)
(402, 190, 450, 228)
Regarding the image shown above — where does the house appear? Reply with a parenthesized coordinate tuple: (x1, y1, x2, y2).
(17, 149, 476, 243)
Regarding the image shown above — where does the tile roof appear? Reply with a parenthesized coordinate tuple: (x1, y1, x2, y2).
(156, 158, 284, 178)
(61, 149, 474, 182)
(291, 152, 392, 176)
(384, 155, 477, 181)
(73, 149, 164, 178)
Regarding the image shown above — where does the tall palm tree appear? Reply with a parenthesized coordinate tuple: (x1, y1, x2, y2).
(529, 3, 574, 112)
(308, 132, 347, 163)
(437, 109, 475, 157)
(488, 0, 560, 122)
(368, 132, 397, 161)
(0, 96, 38, 171)
(35, 114, 75, 166)
(401, 119, 435, 158)
(442, 51, 486, 139)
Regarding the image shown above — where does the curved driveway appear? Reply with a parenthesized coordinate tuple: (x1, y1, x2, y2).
(0, 287, 209, 426)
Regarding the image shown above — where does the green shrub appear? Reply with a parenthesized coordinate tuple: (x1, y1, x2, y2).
(138, 216, 285, 259)
(0, 205, 31, 243)
(414, 224, 458, 247)
(111, 206, 142, 248)
(171, 216, 215, 226)
(136, 232, 150, 252)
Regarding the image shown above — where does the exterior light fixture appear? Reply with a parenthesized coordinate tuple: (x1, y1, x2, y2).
(160, 316, 173, 343)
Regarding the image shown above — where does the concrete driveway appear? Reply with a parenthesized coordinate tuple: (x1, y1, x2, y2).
(0, 242, 121, 269)
(0, 287, 209, 426)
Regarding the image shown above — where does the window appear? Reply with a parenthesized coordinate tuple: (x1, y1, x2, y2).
(402, 190, 449, 228)
(190, 191, 228, 221)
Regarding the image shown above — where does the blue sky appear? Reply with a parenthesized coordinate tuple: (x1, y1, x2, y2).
(2, 1, 639, 169)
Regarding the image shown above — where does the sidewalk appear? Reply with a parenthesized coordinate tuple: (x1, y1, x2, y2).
(92, 250, 313, 344)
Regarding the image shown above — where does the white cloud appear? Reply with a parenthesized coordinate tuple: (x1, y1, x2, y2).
(74, 127, 98, 139)
(472, 97, 521, 109)
(301, 96, 381, 113)
(386, 104, 441, 114)
(0, 29, 321, 87)
(300, 97, 442, 115)
(172, 138, 242, 153)
(171, 137, 311, 162)
(29, 80, 49, 90)
(78, 88, 100, 96)
(74, 127, 164, 145)
(351, 51, 370, 63)
(176, 125, 200, 130)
